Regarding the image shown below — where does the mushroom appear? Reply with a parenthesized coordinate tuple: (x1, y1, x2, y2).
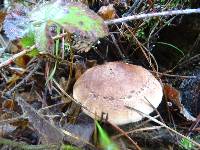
(73, 62, 163, 125)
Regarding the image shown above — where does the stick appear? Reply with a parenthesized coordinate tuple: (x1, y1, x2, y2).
(0, 45, 36, 68)
(105, 8, 200, 25)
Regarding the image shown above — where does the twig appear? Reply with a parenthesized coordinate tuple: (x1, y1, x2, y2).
(41, 9, 200, 45)
(0, 45, 36, 68)
(110, 34, 126, 60)
(187, 113, 200, 137)
(123, 0, 144, 17)
(0, 34, 7, 48)
(52, 32, 69, 40)
(112, 126, 162, 140)
(105, 8, 200, 25)
(61, 28, 65, 59)
(112, 115, 160, 139)
(124, 24, 159, 74)
(150, 71, 197, 79)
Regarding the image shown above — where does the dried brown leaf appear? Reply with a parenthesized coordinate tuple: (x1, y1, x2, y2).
(14, 55, 31, 68)
(97, 4, 117, 20)
(163, 84, 183, 111)
(164, 84, 196, 121)
(0, 11, 6, 31)
(2, 99, 14, 111)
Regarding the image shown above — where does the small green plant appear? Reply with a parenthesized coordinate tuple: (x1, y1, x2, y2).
(136, 28, 146, 40)
(95, 121, 119, 150)
(179, 137, 194, 150)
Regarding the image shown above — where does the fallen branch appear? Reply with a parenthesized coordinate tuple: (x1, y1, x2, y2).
(105, 8, 200, 25)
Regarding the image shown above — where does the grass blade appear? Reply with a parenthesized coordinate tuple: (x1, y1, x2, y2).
(156, 41, 184, 56)
(96, 121, 119, 150)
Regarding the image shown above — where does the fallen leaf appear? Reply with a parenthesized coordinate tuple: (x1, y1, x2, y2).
(30, 1, 109, 52)
(2, 99, 14, 110)
(15, 96, 64, 144)
(18, 92, 39, 103)
(5, 126, 39, 144)
(0, 11, 6, 31)
(164, 84, 183, 111)
(97, 4, 117, 20)
(62, 113, 95, 148)
(14, 55, 31, 68)
(3, 1, 108, 53)
(10, 118, 29, 127)
(0, 11, 6, 24)
(164, 84, 196, 121)
(0, 124, 16, 137)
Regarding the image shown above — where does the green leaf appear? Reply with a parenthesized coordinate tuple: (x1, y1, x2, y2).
(29, 1, 108, 52)
(179, 137, 194, 150)
(19, 31, 35, 48)
(96, 121, 119, 150)
(30, 1, 108, 37)
(53, 5, 107, 37)
(19, 31, 39, 57)
(4, 1, 108, 53)
(26, 48, 39, 57)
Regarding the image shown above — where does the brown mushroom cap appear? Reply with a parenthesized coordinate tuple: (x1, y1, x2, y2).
(73, 62, 163, 125)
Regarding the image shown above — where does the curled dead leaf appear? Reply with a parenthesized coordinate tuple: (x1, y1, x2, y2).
(97, 4, 117, 20)
(14, 55, 31, 68)
(163, 84, 196, 121)
(164, 84, 183, 111)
